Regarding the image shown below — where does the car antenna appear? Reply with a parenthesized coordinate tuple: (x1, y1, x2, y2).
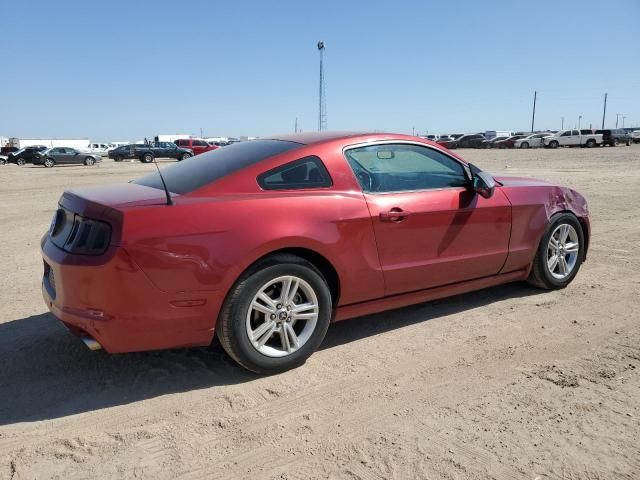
(153, 157, 174, 206)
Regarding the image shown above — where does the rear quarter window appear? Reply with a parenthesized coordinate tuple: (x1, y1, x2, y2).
(257, 156, 332, 190)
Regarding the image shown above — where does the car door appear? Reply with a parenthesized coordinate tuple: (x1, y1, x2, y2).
(569, 130, 581, 146)
(344, 142, 512, 296)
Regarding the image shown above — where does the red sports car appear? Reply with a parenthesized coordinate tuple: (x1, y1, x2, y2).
(41, 132, 590, 373)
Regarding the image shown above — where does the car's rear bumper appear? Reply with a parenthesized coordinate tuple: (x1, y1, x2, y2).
(41, 235, 222, 353)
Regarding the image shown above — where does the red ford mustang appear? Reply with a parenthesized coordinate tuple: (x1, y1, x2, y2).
(41, 132, 590, 373)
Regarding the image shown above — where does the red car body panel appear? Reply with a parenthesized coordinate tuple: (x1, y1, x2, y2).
(41, 132, 590, 353)
(175, 138, 219, 156)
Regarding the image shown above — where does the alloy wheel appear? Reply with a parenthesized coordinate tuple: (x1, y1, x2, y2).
(245, 275, 319, 357)
(547, 224, 580, 280)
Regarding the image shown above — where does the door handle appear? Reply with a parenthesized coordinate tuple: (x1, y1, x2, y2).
(380, 208, 412, 222)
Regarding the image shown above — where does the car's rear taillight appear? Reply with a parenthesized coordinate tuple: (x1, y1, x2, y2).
(50, 207, 111, 255)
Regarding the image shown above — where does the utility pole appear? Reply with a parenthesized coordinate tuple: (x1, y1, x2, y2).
(412, 127, 415, 136)
(200, 127, 203, 138)
(531, 91, 537, 133)
(561, 116, 564, 130)
(294, 117, 298, 133)
(623, 116, 626, 128)
(578, 115, 582, 130)
(317, 41, 327, 131)
(616, 113, 620, 128)
(601, 93, 607, 129)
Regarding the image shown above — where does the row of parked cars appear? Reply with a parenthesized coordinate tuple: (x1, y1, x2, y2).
(432, 128, 638, 149)
(0, 138, 223, 167)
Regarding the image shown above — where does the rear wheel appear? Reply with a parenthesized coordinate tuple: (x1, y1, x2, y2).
(43, 158, 55, 168)
(521, 142, 530, 149)
(216, 254, 332, 374)
(84, 157, 95, 166)
(142, 153, 154, 163)
(16, 158, 26, 166)
(528, 213, 584, 290)
(115, 155, 123, 162)
(613, 139, 619, 147)
(549, 140, 559, 149)
(626, 139, 632, 146)
(180, 153, 192, 161)
(586, 139, 596, 148)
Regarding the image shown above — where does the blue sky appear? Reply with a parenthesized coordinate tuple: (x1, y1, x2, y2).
(2, 0, 638, 141)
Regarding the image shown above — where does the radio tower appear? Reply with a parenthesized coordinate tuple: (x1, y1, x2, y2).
(317, 41, 327, 131)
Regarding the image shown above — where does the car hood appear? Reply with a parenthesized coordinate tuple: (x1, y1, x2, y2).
(493, 175, 554, 187)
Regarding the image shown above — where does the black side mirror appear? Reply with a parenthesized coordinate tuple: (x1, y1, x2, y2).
(473, 171, 495, 198)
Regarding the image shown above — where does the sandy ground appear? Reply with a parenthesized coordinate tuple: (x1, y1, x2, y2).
(0, 146, 639, 480)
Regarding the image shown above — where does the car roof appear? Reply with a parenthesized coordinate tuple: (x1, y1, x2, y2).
(267, 131, 411, 146)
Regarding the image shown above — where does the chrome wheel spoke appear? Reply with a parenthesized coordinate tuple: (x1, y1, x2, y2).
(284, 323, 300, 350)
(558, 256, 568, 275)
(252, 321, 277, 347)
(279, 325, 291, 352)
(257, 292, 277, 311)
(564, 242, 579, 253)
(280, 277, 299, 304)
(251, 301, 276, 316)
(559, 224, 570, 243)
(547, 254, 559, 272)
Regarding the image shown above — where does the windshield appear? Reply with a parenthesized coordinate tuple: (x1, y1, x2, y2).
(134, 139, 302, 194)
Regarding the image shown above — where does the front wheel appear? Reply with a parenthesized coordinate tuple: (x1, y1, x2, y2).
(142, 153, 154, 163)
(84, 157, 95, 166)
(180, 153, 192, 161)
(549, 140, 559, 149)
(521, 142, 530, 149)
(16, 158, 26, 166)
(43, 158, 55, 168)
(216, 254, 332, 374)
(528, 213, 584, 290)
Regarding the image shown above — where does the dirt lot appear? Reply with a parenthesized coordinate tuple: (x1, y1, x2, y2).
(1, 146, 639, 479)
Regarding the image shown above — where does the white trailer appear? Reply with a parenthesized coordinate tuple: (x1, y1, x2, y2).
(10, 138, 90, 150)
(154, 134, 192, 143)
(484, 130, 512, 140)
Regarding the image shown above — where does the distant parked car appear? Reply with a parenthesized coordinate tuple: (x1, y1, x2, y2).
(514, 133, 552, 149)
(482, 136, 509, 148)
(440, 134, 487, 149)
(493, 135, 528, 149)
(1, 145, 19, 157)
(35, 148, 102, 167)
(631, 130, 640, 144)
(6, 145, 48, 165)
(175, 138, 219, 156)
(87, 143, 110, 156)
(108, 142, 193, 163)
(595, 129, 633, 147)
(435, 136, 453, 144)
(543, 130, 602, 148)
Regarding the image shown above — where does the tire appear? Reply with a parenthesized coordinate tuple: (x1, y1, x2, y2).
(549, 140, 559, 149)
(115, 155, 123, 162)
(180, 153, 192, 161)
(16, 158, 26, 166)
(216, 254, 332, 374)
(142, 153, 154, 163)
(613, 139, 619, 147)
(528, 213, 585, 290)
(43, 158, 55, 168)
(0, 158, 6, 165)
(626, 139, 631, 146)
(84, 157, 95, 166)
(521, 142, 530, 149)
(586, 139, 596, 148)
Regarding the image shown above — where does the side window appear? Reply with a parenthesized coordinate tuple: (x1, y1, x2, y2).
(572, 130, 580, 136)
(561, 131, 571, 136)
(258, 156, 332, 190)
(345, 143, 468, 193)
